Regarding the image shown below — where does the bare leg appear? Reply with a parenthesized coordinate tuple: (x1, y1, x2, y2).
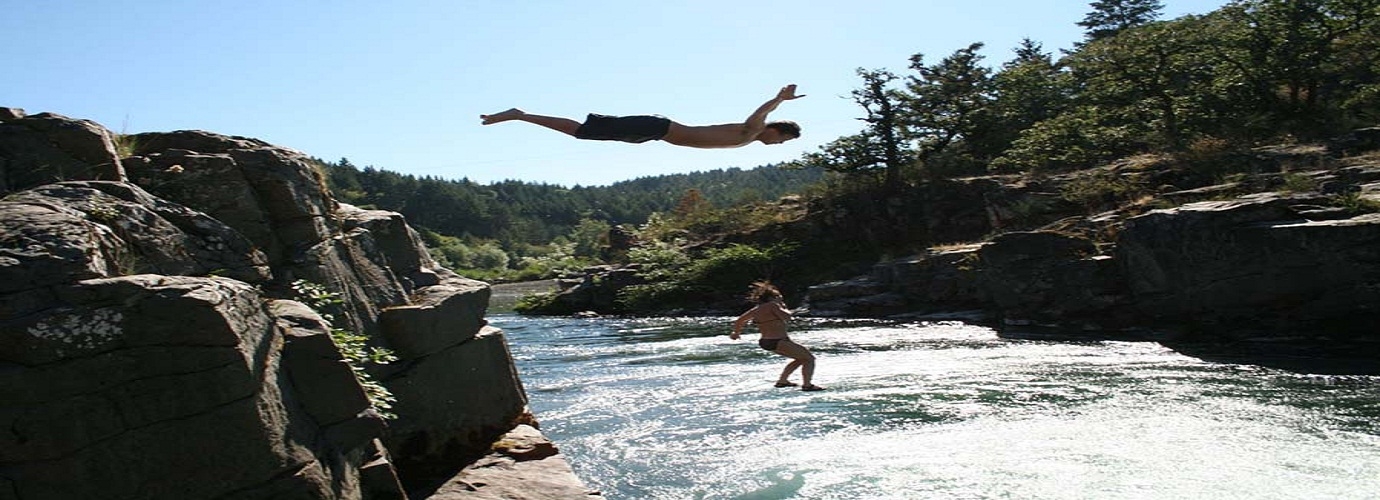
(773, 340, 819, 389)
(776, 359, 803, 385)
(480, 108, 581, 136)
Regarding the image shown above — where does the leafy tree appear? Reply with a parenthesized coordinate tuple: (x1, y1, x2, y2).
(1067, 16, 1219, 151)
(568, 218, 611, 259)
(793, 69, 913, 190)
(1078, 0, 1166, 42)
(986, 39, 1076, 164)
(1212, 0, 1380, 138)
(903, 43, 996, 178)
(991, 106, 1139, 173)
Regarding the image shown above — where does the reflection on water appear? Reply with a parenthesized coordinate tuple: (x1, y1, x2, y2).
(496, 315, 1380, 499)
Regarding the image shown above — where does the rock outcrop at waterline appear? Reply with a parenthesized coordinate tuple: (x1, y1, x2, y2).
(528, 137, 1380, 357)
(807, 154, 1380, 348)
(0, 108, 596, 499)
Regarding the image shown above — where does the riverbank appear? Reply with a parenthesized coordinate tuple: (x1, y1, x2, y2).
(490, 279, 559, 313)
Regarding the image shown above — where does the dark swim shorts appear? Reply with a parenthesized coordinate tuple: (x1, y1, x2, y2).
(759, 338, 783, 351)
(574, 114, 671, 143)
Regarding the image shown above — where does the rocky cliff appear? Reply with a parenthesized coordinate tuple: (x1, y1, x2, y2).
(527, 135, 1380, 370)
(0, 109, 596, 499)
(805, 143, 1380, 370)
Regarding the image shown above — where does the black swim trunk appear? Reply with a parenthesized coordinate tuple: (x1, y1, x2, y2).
(759, 338, 783, 351)
(574, 114, 671, 144)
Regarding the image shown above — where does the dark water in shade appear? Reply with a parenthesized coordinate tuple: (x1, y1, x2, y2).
(493, 314, 1380, 500)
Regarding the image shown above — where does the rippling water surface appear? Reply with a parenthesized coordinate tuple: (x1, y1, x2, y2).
(493, 314, 1380, 499)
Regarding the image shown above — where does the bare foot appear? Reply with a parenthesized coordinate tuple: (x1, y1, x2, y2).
(480, 108, 524, 125)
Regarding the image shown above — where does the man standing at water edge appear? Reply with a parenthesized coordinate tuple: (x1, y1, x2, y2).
(480, 84, 804, 148)
(731, 281, 824, 391)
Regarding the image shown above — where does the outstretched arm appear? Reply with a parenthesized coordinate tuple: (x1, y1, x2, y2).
(731, 306, 757, 340)
(744, 84, 805, 130)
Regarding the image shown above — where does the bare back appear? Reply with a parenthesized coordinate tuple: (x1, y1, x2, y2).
(662, 122, 760, 148)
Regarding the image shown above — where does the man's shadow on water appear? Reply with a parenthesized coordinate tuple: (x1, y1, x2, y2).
(695, 468, 809, 500)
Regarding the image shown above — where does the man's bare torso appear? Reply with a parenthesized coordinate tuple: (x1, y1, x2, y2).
(662, 122, 759, 148)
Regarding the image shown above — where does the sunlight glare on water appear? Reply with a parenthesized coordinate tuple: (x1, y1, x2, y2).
(495, 315, 1380, 499)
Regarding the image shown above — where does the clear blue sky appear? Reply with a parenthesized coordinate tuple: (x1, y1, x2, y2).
(5, 1, 1230, 187)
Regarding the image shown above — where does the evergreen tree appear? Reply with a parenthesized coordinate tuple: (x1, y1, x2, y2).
(903, 42, 996, 178)
(791, 69, 911, 188)
(1078, 0, 1165, 42)
(1213, 0, 1380, 138)
(986, 39, 1075, 163)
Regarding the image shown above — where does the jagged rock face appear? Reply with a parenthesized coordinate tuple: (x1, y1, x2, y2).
(1, 111, 588, 499)
(806, 247, 987, 318)
(378, 278, 530, 482)
(121, 129, 410, 335)
(122, 131, 336, 268)
(0, 111, 125, 193)
(0, 181, 272, 325)
(340, 203, 442, 293)
(0, 275, 395, 499)
(1116, 193, 1380, 337)
(1, 181, 271, 287)
(977, 231, 1132, 329)
(810, 189, 1380, 343)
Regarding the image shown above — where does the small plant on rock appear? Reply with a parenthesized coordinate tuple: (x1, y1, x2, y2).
(291, 280, 398, 419)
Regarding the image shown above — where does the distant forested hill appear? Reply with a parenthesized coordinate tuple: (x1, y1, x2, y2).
(318, 159, 825, 245)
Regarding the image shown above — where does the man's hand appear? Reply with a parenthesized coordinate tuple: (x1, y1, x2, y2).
(777, 84, 805, 101)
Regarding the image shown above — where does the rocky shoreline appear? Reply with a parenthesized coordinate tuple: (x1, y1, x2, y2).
(1, 109, 597, 499)
(528, 134, 1380, 373)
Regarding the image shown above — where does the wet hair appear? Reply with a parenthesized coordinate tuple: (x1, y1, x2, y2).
(766, 121, 801, 139)
(747, 280, 783, 303)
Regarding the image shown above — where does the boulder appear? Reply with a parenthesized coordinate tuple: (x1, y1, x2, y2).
(0, 112, 125, 193)
(530, 266, 647, 315)
(977, 231, 1133, 330)
(804, 246, 987, 319)
(424, 425, 601, 499)
(0, 275, 400, 500)
(341, 203, 442, 291)
(1116, 192, 1380, 338)
(292, 227, 410, 336)
(0, 181, 270, 319)
(123, 131, 335, 266)
(381, 325, 529, 485)
(1, 110, 594, 499)
(379, 276, 490, 359)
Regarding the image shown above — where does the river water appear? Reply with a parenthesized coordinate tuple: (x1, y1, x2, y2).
(493, 314, 1380, 499)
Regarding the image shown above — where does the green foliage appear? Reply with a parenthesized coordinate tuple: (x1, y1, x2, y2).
(816, 0, 1378, 182)
(991, 107, 1139, 174)
(513, 290, 560, 314)
(619, 242, 798, 313)
(1281, 172, 1321, 192)
(290, 280, 398, 419)
(318, 159, 824, 279)
(569, 218, 612, 259)
(1078, 0, 1165, 42)
(904, 42, 997, 179)
(1333, 192, 1380, 214)
(1060, 170, 1149, 211)
(685, 243, 796, 291)
(112, 134, 139, 158)
(626, 239, 692, 280)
